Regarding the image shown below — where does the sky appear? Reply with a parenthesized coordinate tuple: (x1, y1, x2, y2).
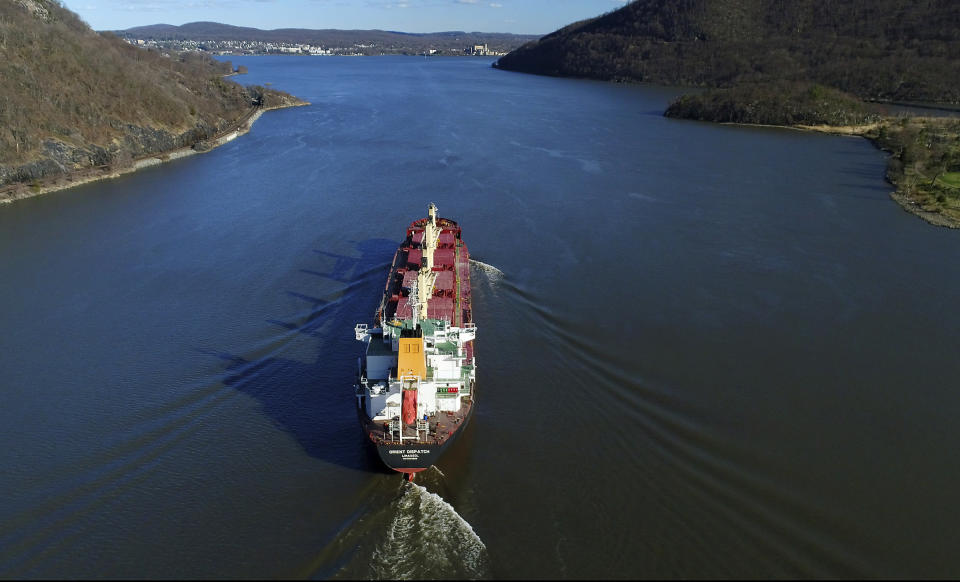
(61, 0, 630, 35)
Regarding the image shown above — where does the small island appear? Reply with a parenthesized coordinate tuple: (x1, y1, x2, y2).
(493, 0, 960, 228)
(0, 0, 308, 204)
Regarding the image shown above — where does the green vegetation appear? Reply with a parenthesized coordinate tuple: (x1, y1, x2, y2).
(0, 0, 303, 194)
(940, 173, 960, 188)
(868, 118, 960, 225)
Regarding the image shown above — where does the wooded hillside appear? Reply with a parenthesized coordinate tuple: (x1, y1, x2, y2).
(0, 0, 297, 189)
(494, 0, 960, 104)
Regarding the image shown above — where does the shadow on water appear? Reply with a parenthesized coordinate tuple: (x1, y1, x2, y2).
(307, 248, 388, 283)
(198, 244, 498, 579)
(204, 237, 400, 472)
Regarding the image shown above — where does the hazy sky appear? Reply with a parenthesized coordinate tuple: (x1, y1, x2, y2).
(61, 0, 630, 35)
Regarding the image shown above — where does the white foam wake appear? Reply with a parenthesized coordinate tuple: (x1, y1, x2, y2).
(469, 259, 504, 280)
(369, 483, 489, 579)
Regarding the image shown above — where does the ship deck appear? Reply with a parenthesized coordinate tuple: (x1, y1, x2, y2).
(377, 219, 472, 328)
(360, 207, 476, 468)
(361, 398, 473, 447)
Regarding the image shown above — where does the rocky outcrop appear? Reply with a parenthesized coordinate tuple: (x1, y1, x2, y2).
(0, 99, 309, 204)
(0, 119, 227, 187)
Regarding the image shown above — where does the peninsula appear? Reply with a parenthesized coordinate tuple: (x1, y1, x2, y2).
(494, 0, 960, 228)
(0, 0, 308, 204)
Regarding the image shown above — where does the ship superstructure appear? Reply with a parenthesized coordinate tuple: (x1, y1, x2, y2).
(354, 204, 476, 477)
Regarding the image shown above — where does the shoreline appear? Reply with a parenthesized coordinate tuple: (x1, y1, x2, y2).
(0, 101, 309, 205)
(722, 119, 960, 229)
(794, 121, 960, 229)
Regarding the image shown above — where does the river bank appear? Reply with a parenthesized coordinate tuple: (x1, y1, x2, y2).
(662, 81, 960, 229)
(0, 101, 309, 205)
(699, 117, 959, 229)
(797, 118, 960, 229)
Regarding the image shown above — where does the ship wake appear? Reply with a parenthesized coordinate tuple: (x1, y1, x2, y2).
(369, 482, 489, 580)
(469, 259, 503, 280)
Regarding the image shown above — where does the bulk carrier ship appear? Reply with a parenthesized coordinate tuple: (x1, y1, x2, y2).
(354, 204, 477, 479)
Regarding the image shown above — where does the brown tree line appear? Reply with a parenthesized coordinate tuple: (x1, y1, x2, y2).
(664, 81, 881, 126)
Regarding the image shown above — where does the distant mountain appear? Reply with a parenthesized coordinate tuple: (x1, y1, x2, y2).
(494, 0, 960, 104)
(117, 22, 539, 54)
(0, 1, 301, 195)
(122, 22, 264, 40)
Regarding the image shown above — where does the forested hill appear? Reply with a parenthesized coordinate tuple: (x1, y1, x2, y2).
(493, 0, 960, 104)
(0, 0, 300, 193)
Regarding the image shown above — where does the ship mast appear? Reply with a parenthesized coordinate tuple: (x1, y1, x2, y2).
(416, 203, 439, 321)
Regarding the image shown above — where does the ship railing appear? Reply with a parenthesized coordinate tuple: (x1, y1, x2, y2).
(457, 366, 474, 389)
(434, 374, 463, 383)
(380, 418, 435, 445)
(388, 418, 402, 442)
(355, 323, 370, 341)
(459, 323, 476, 342)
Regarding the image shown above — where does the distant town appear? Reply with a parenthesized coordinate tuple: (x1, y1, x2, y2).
(122, 37, 510, 57)
(113, 23, 537, 57)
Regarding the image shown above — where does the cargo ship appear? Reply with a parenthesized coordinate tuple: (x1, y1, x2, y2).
(353, 204, 476, 479)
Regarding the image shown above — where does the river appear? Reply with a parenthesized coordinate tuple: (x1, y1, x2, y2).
(1, 56, 959, 578)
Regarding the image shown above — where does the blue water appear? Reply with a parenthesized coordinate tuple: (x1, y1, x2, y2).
(1, 56, 959, 578)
